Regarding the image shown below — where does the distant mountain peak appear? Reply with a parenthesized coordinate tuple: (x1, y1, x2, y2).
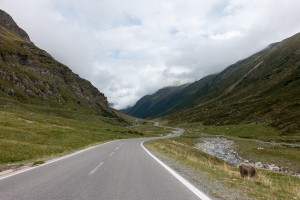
(0, 9, 30, 42)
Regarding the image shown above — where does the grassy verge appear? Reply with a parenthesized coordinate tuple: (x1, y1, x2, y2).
(0, 100, 166, 165)
(144, 138, 300, 200)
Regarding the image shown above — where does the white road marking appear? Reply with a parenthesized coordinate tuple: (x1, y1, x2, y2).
(115, 146, 119, 150)
(88, 162, 104, 175)
(108, 152, 114, 157)
(0, 141, 116, 181)
(141, 141, 211, 200)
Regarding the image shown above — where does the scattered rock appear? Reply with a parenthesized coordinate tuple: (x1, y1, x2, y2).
(196, 137, 300, 177)
(268, 164, 280, 171)
(197, 137, 244, 166)
(254, 162, 263, 168)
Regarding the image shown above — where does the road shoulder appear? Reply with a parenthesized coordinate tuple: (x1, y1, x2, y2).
(144, 143, 254, 200)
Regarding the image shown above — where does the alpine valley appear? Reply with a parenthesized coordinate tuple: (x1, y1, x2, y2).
(124, 32, 300, 135)
(0, 9, 163, 164)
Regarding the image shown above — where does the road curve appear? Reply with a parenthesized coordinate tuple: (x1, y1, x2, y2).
(0, 129, 211, 200)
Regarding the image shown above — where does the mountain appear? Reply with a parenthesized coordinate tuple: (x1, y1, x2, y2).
(0, 10, 30, 42)
(123, 74, 218, 118)
(123, 84, 189, 118)
(0, 9, 121, 120)
(124, 33, 300, 134)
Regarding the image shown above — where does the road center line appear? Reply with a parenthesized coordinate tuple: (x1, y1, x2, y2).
(108, 152, 114, 157)
(88, 162, 104, 175)
(141, 141, 211, 200)
(0, 140, 116, 181)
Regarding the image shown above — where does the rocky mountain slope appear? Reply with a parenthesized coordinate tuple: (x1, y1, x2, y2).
(124, 33, 300, 134)
(0, 9, 119, 119)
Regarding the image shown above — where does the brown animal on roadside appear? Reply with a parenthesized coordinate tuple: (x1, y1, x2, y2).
(238, 163, 257, 179)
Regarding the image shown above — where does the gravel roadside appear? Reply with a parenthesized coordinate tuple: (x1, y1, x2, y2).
(148, 148, 255, 200)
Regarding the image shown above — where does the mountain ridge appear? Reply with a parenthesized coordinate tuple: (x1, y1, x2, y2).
(124, 32, 300, 134)
(0, 9, 122, 120)
(0, 10, 30, 42)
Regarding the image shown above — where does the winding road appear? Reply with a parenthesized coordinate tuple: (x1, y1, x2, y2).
(0, 129, 211, 200)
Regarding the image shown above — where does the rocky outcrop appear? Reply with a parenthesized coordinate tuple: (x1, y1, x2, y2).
(0, 9, 30, 42)
(0, 10, 115, 117)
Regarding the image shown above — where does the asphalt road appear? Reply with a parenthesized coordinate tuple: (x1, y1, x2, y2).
(0, 129, 210, 200)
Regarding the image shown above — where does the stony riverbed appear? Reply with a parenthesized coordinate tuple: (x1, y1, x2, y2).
(197, 137, 300, 177)
(196, 137, 243, 166)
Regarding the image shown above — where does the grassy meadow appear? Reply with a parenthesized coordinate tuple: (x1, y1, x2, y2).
(180, 123, 300, 142)
(0, 97, 165, 165)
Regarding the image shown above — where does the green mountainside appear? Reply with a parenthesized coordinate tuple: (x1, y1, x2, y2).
(0, 10, 160, 165)
(123, 84, 189, 118)
(124, 33, 300, 134)
(124, 74, 218, 118)
(0, 9, 122, 121)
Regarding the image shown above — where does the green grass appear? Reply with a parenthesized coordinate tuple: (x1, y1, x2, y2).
(0, 27, 29, 54)
(0, 100, 166, 165)
(180, 122, 300, 142)
(235, 140, 300, 173)
(145, 138, 300, 200)
(0, 109, 124, 163)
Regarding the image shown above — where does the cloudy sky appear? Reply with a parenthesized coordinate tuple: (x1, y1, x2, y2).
(1, 0, 300, 109)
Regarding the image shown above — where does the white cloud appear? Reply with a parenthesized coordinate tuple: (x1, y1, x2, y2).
(209, 31, 242, 40)
(1, 0, 300, 109)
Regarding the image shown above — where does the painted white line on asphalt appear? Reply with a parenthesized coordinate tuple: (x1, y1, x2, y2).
(0, 140, 116, 181)
(108, 152, 114, 157)
(141, 141, 211, 200)
(115, 146, 119, 150)
(88, 162, 104, 175)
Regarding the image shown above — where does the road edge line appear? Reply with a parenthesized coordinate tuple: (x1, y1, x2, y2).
(141, 141, 211, 200)
(0, 140, 116, 181)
